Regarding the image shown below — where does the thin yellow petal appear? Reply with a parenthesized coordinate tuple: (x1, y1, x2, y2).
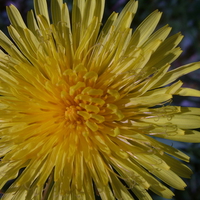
(130, 10, 162, 47)
(154, 62, 200, 88)
(34, 0, 50, 24)
(51, 0, 62, 25)
(27, 10, 39, 34)
(142, 114, 200, 129)
(6, 5, 27, 28)
(176, 87, 200, 97)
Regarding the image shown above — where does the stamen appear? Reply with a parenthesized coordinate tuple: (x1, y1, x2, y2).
(69, 82, 85, 96)
(83, 71, 98, 82)
(86, 121, 98, 132)
(107, 89, 120, 100)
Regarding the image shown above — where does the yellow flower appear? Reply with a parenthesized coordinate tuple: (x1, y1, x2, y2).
(0, 0, 200, 199)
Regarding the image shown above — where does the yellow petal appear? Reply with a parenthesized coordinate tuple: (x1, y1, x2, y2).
(130, 10, 162, 47)
(176, 87, 200, 97)
(142, 114, 200, 129)
(154, 62, 200, 88)
(6, 5, 27, 28)
(34, 0, 50, 24)
(51, 0, 62, 25)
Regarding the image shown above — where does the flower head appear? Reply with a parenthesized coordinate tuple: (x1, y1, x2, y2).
(0, 0, 200, 199)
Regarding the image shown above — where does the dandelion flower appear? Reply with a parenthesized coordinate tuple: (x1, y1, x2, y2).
(0, 0, 200, 199)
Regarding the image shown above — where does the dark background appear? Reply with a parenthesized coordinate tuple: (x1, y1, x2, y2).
(0, 0, 200, 199)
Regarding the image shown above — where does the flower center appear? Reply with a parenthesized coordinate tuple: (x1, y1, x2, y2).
(59, 67, 125, 132)
(65, 106, 81, 122)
